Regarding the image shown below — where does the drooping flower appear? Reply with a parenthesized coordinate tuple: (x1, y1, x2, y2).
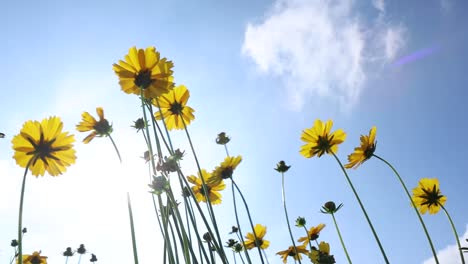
(244, 224, 270, 250)
(17, 251, 48, 264)
(309, 242, 336, 264)
(12, 117, 76, 176)
(412, 178, 447, 214)
(113, 46, 175, 99)
(298, 224, 326, 246)
(153, 85, 195, 130)
(187, 169, 226, 204)
(76, 107, 113, 144)
(209, 155, 242, 184)
(300, 120, 346, 158)
(276, 245, 309, 263)
(345, 126, 377, 169)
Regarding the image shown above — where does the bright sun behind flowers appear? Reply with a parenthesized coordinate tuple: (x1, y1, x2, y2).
(11, 117, 76, 176)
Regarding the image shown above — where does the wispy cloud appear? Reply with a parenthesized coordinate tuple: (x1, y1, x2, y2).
(242, 0, 407, 111)
(423, 224, 468, 264)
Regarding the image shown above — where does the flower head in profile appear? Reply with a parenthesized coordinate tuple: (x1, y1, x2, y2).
(187, 169, 226, 204)
(18, 251, 48, 264)
(276, 245, 309, 263)
(298, 224, 325, 246)
(209, 155, 242, 184)
(300, 120, 346, 158)
(113, 46, 175, 99)
(345, 126, 377, 169)
(275, 160, 291, 173)
(132, 118, 147, 132)
(309, 242, 335, 264)
(153, 85, 195, 130)
(149, 176, 170, 195)
(412, 178, 447, 214)
(12, 117, 76, 176)
(320, 201, 343, 214)
(76, 107, 113, 144)
(244, 224, 270, 250)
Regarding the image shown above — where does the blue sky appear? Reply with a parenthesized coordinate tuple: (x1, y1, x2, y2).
(1, 0, 467, 263)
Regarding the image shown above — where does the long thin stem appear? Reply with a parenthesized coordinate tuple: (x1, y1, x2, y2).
(224, 145, 230, 157)
(127, 193, 139, 264)
(108, 134, 122, 163)
(441, 205, 466, 264)
(331, 153, 389, 264)
(281, 172, 301, 263)
(232, 182, 253, 264)
(373, 154, 438, 263)
(232, 180, 265, 263)
(331, 213, 352, 263)
(302, 226, 313, 252)
(261, 249, 270, 264)
(17, 159, 32, 264)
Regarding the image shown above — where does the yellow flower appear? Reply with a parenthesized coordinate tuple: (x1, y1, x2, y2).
(309, 242, 334, 264)
(412, 178, 447, 214)
(17, 251, 48, 264)
(345, 126, 377, 169)
(298, 223, 325, 246)
(300, 120, 346, 158)
(12, 117, 76, 176)
(276, 245, 309, 263)
(244, 224, 270, 250)
(209, 155, 242, 184)
(153, 85, 195, 130)
(113, 46, 175, 99)
(187, 169, 226, 205)
(76, 107, 112, 144)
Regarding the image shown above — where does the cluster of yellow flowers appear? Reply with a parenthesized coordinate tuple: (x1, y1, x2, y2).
(9, 46, 465, 264)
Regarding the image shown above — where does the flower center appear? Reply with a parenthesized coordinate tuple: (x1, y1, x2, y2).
(169, 102, 183, 115)
(200, 184, 211, 196)
(221, 167, 233, 179)
(255, 238, 263, 247)
(288, 250, 296, 257)
(94, 119, 111, 134)
(30, 255, 42, 264)
(134, 70, 152, 89)
(317, 135, 331, 152)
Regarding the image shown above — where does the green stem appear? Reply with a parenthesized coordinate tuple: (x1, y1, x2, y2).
(261, 249, 270, 264)
(127, 193, 139, 264)
(441, 205, 466, 264)
(373, 154, 439, 263)
(107, 134, 122, 163)
(331, 153, 389, 264)
(303, 226, 313, 252)
(281, 172, 301, 263)
(232, 180, 265, 263)
(17, 159, 32, 264)
(232, 182, 253, 264)
(331, 213, 352, 264)
(224, 145, 230, 157)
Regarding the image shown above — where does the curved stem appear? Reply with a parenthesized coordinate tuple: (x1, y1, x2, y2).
(281, 172, 301, 263)
(232, 180, 265, 263)
(373, 154, 439, 263)
(331, 153, 389, 264)
(107, 134, 122, 163)
(441, 205, 466, 264)
(127, 192, 139, 264)
(302, 226, 313, 252)
(331, 213, 352, 264)
(17, 159, 32, 264)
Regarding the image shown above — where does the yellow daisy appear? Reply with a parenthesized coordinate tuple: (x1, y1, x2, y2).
(276, 245, 309, 263)
(244, 224, 270, 250)
(17, 251, 48, 264)
(412, 178, 447, 214)
(209, 155, 242, 184)
(153, 85, 195, 130)
(345, 126, 377, 169)
(300, 119, 346, 158)
(113, 46, 175, 99)
(187, 169, 225, 205)
(309, 242, 334, 264)
(12, 117, 76, 176)
(298, 224, 325, 246)
(76, 107, 112, 144)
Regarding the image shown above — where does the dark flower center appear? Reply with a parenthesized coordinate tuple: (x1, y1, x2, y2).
(420, 185, 444, 206)
(288, 250, 296, 257)
(30, 256, 41, 264)
(94, 119, 111, 135)
(317, 135, 332, 153)
(221, 167, 233, 179)
(254, 238, 263, 247)
(200, 184, 211, 196)
(134, 70, 152, 89)
(364, 142, 377, 158)
(169, 102, 184, 115)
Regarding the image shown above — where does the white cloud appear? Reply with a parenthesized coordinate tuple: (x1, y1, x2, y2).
(372, 0, 385, 13)
(242, 0, 407, 111)
(423, 224, 468, 264)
